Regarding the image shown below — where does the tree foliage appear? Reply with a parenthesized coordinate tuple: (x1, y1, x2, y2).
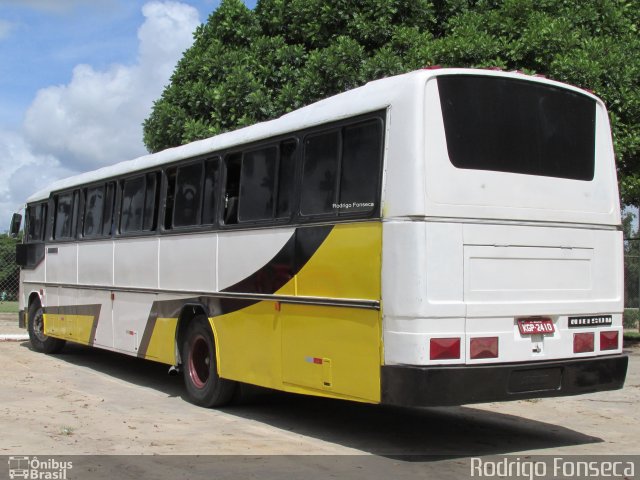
(143, 0, 640, 204)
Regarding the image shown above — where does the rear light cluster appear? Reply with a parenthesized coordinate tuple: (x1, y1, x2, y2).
(470, 337, 499, 359)
(573, 331, 619, 353)
(429, 337, 499, 360)
(429, 338, 460, 360)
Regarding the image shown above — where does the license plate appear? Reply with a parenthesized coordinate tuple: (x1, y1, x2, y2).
(517, 318, 555, 335)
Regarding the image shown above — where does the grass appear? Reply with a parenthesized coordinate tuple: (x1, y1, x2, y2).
(624, 330, 640, 342)
(0, 301, 18, 313)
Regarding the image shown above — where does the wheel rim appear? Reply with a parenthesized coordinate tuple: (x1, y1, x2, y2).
(188, 334, 211, 389)
(33, 309, 47, 342)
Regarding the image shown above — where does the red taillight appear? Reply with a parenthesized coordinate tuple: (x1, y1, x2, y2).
(573, 333, 594, 353)
(430, 338, 460, 360)
(423, 65, 442, 70)
(600, 331, 619, 351)
(470, 337, 499, 359)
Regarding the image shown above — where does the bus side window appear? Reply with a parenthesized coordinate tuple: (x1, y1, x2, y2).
(102, 182, 116, 236)
(70, 190, 81, 238)
(120, 176, 145, 233)
(276, 140, 296, 219)
(300, 130, 339, 216)
(238, 146, 277, 222)
(173, 162, 204, 228)
(164, 169, 177, 230)
(202, 157, 220, 225)
(83, 185, 105, 237)
(339, 120, 382, 214)
(26, 203, 46, 243)
(54, 192, 74, 239)
(223, 154, 241, 225)
(25, 206, 35, 242)
(143, 172, 159, 231)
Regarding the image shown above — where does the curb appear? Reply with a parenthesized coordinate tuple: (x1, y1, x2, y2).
(0, 334, 29, 342)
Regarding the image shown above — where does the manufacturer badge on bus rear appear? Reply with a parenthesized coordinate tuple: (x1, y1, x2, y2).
(568, 315, 612, 328)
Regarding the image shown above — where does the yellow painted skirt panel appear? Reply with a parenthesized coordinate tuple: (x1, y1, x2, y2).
(280, 304, 381, 403)
(43, 314, 94, 345)
(145, 317, 178, 365)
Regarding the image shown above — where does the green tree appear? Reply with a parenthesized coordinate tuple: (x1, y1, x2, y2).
(143, 0, 640, 205)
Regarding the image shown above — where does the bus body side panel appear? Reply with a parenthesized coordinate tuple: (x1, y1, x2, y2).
(213, 221, 383, 403)
(39, 221, 384, 403)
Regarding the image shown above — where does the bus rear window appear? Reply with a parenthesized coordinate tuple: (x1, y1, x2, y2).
(437, 75, 596, 181)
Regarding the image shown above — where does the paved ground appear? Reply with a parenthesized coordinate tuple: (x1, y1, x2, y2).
(1, 312, 638, 479)
(0, 312, 25, 337)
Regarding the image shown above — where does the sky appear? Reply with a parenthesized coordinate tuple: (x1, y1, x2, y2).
(0, 0, 256, 232)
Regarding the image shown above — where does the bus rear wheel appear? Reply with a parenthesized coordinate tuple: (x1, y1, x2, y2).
(182, 316, 236, 407)
(27, 301, 66, 354)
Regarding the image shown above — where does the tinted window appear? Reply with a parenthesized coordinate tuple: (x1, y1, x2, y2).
(143, 173, 158, 231)
(174, 162, 203, 228)
(120, 176, 145, 233)
(339, 121, 382, 213)
(300, 131, 339, 215)
(164, 169, 177, 230)
(276, 141, 296, 218)
(54, 193, 74, 239)
(102, 182, 116, 236)
(83, 186, 104, 237)
(223, 154, 241, 224)
(26, 203, 46, 243)
(202, 158, 219, 225)
(70, 191, 80, 238)
(437, 75, 596, 181)
(239, 146, 277, 222)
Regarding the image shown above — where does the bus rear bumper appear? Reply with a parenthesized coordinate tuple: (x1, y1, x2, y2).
(381, 355, 628, 407)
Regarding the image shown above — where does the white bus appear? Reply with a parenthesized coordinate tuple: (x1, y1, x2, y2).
(13, 68, 628, 407)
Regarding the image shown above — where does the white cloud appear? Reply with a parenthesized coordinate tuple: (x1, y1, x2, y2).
(23, 1, 199, 171)
(0, 1, 200, 230)
(0, 130, 75, 228)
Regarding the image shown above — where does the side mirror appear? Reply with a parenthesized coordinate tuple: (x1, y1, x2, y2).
(9, 213, 22, 238)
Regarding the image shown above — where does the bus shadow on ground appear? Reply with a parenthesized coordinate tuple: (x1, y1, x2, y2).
(24, 341, 601, 460)
(225, 389, 601, 460)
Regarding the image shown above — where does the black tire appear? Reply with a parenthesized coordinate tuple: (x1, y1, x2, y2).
(182, 316, 236, 407)
(27, 301, 66, 354)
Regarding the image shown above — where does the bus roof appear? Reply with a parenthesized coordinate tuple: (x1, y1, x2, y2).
(26, 68, 599, 204)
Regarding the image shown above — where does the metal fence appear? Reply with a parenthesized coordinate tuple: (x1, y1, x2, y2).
(0, 235, 19, 303)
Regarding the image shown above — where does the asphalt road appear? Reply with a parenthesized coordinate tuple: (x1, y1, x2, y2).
(1, 317, 638, 479)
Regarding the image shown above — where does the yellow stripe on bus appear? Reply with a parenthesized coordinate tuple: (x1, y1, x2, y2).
(145, 317, 179, 365)
(43, 313, 94, 345)
(213, 221, 383, 403)
(296, 222, 382, 300)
